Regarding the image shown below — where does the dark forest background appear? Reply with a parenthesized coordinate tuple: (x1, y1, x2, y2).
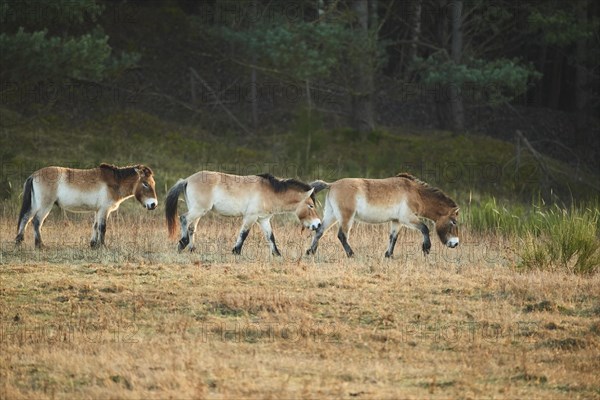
(1, 0, 599, 200)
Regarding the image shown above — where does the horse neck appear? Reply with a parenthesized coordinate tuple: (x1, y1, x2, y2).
(116, 175, 138, 199)
(271, 190, 303, 212)
(418, 189, 453, 222)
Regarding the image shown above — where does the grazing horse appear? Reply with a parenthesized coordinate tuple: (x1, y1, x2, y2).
(165, 171, 321, 255)
(306, 173, 460, 258)
(15, 164, 158, 249)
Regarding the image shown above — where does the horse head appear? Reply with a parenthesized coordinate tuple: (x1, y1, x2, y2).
(134, 165, 158, 210)
(435, 207, 459, 248)
(295, 188, 321, 231)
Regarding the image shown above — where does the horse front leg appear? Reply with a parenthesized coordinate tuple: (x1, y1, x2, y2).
(258, 217, 281, 256)
(306, 206, 336, 256)
(232, 217, 256, 255)
(384, 221, 400, 258)
(91, 209, 109, 249)
(417, 222, 431, 255)
(90, 218, 99, 248)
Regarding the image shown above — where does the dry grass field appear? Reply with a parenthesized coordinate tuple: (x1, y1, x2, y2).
(1, 206, 599, 399)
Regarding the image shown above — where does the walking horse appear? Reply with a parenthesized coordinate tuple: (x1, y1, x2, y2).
(15, 164, 158, 248)
(166, 171, 321, 255)
(306, 173, 460, 257)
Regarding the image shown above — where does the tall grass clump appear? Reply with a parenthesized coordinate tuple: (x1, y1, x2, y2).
(519, 204, 599, 274)
(467, 198, 600, 274)
(466, 197, 529, 236)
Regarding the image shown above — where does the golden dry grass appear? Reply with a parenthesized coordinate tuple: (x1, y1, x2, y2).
(1, 206, 599, 399)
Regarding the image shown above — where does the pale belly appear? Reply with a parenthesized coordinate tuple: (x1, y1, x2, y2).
(353, 197, 414, 225)
(210, 190, 261, 217)
(55, 185, 109, 212)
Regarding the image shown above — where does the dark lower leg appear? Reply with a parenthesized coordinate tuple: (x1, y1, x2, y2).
(337, 228, 354, 257)
(269, 232, 281, 256)
(178, 215, 189, 251)
(232, 229, 250, 255)
(306, 225, 325, 255)
(33, 216, 43, 249)
(188, 223, 197, 252)
(98, 219, 107, 245)
(15, 214, 30, 245)
(419, 222, 431, 255)
(384, 231, 399, 258)
(90, 221, 99, 248)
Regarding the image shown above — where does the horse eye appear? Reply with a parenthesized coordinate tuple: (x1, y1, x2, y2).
(308, 204, 314, 209)
(142, 182, 150, 189)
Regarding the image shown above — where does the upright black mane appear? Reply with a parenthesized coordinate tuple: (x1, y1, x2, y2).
(100, 163, 150, 180)
(257, 173, 314, 200)
(396, 172, 457, 208)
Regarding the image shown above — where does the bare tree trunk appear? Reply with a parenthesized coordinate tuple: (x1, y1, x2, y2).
(434, 0, 450, 128)
(251, 53, 258, 128)
(549, 47, 563, 109)
(450, 0, 464, 132)
(534, 43, 547, 106)
(408, 0, 422, 63)
(575, 0, 588, 139)
(351, 0, 375, 137)
(249, 0, 258, 129)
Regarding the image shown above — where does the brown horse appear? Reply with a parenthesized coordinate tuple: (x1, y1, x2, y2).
(306, 173, 459, 257)
(166, 171, 321, 255)
(15, 164, 158, 248)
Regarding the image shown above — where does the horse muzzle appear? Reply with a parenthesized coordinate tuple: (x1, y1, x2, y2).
(306, 219, 322, 231)
(145, 199, 158, 210)
(446, 237, 459, 248)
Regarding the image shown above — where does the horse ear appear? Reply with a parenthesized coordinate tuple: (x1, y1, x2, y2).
(453, 207, 460, 216)
(134, 166, 144, 177)
(304, 187, 315, 199)
(134, 165, 151, 177)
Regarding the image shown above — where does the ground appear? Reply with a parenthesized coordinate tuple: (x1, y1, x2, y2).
(1, 210, 599, 399)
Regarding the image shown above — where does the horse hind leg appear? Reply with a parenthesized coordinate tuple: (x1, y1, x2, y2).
(179, 209, 206, 252)
(337, 218, 355, 258)
(32, 206, 53, 249)
(15, 212, 32, 246)
(177, 214, 190, 251)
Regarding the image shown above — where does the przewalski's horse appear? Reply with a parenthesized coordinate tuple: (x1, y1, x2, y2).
(165, 171, 321, 255)
(15, 164, 158, 249)
(306, 173, 459, 258)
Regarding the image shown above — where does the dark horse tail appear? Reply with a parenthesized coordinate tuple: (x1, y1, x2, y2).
(17, 176, 34, 230)
(166, 179, 187, 239)
(309, 180, 331, 194)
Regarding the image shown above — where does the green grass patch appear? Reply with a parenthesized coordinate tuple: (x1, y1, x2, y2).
(466, 198, 600, 274)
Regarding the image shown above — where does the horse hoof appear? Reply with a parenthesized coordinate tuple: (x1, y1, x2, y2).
(384, 252, 392, 258)
(232, 248, 241, 255)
